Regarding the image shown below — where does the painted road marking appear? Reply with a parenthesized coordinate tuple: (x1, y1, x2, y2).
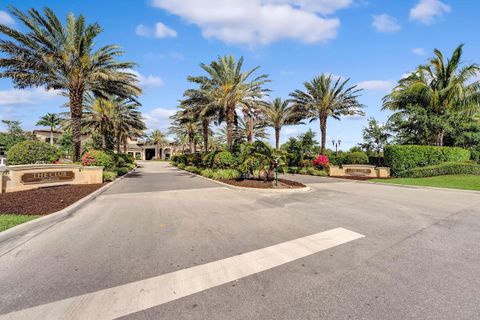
(0, 227, 364, 320)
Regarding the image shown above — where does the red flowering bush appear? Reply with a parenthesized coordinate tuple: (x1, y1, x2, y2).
(81, 152, 96, 166)
(313, 155, 329, 168)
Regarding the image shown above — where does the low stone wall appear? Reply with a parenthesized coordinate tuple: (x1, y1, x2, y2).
(1, 164, 103, 193)
(329, 165, 390, 178)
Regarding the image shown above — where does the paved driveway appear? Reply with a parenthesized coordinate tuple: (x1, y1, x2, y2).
(1, 161, 480, 319)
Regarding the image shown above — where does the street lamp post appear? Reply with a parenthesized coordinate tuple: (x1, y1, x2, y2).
(332, 139, 341, 156)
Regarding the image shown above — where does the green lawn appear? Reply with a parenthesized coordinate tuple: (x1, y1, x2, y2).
(0, 214, 40, 232)
(372, 175, 480, 191)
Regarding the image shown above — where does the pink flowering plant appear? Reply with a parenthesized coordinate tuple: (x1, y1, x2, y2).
(312, 154, 329, 169)
(81, 152, 96, 166)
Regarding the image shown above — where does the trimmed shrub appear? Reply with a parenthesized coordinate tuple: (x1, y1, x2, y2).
(103, 171, 118, 182)
(185, 165, 201, 174)
(299, 167, 309, 175)
(6, 140, 59, 165)
(288, 166, 300, 174)
(177, 163, 186, 170)
(201, 168, 215, 178)
(173, 154, 188, 165)
(170, 161, 178, 167)
(213, 151, 236, 169)
(202, 150, 220, 168)
(345, 152, 369, 165)
(329, 155, 346, 167)
(187, 153, 203, 166)
(116, 167, 130, 176)
(384, 145, 471, 176)
(307, 167, 328, 176)
(212, 169, 241, 180)
(368, 156, 385, 167)
(398, 162, 480, 178)
(116, 153, 134, 164)
(82, 150, 114, 169)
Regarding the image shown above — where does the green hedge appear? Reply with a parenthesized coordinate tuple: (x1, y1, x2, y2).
(213, 151, 236, 169)
(7, 140, 59, 165)
(385, 145, 471, 176)
(345, 152, 369, 165)
(103, 171, 118, 182)
(398, 162, 480, 178)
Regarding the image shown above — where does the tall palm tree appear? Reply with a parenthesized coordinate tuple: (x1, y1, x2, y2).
(83, 96, 115, 149)
(259, 98, 300, 150)
(36, 113, 61, 145)
(169, 109, 198, 153)
(188, 55, 269, 152)
(111, 97, 145, 153)
(383, 44, 480, 146)
(0, 7, 141, 161)
(149, 129, 167, 159)
(290, 74, 364, 154)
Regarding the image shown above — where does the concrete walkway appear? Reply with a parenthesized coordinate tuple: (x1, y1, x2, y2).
(1, 161, 480, 319)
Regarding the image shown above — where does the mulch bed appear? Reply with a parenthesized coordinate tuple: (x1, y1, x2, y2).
(220, 178, 306, 189)
(0, 184, 105, 215)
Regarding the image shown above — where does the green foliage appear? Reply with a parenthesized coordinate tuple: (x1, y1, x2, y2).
(83, 150, 115, 169)
(213, 151, 236, 169)
(202, 150, 220, 168)
(172, 154, 188, 165)
(398, 162, 480, 178)
(200, 168, 215, 178)
(7, 140, 59, 165)
(212, 169, 241, 180)
(360, 117, 390, 155)
(307, 167, 328, 176)
(0, 120, 35, 152)
(177, 163, 186, 170)
(116, 167, 130, 176)
(384, 145, 471, 176)
(345, 151, 369, 165)
(187, 153, 204, 167)
(185, 165, 201, 174)
(103, 171, 118, 182)
(116, 153, 135, 164)
(368, 156, 386, 167)
(329, 155, 346, 166)
(287, 166, 300, 174)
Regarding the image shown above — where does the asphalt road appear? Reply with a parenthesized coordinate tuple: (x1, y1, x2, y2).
(1, 161, 480, 319)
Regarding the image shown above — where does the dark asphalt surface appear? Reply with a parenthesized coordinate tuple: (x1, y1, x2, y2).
(1, 161, 480, 319)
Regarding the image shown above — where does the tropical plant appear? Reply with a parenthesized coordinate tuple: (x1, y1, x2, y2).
(188, 55, 269, 152)
(170, 107, 199, 153)
(36, 113, 61, 145)
(383, 44, 480, 146)
(290, 74, 364, 154)
(0, 7, 141, 161)
(149, 129, 167, 159)
(260, 98, 300, 149)
(239, 141, 286, 181)
(360, 117, 390, 160)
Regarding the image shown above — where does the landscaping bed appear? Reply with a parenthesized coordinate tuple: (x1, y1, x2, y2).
(220, 178, 305, 189)
(0, 184, 105, 215)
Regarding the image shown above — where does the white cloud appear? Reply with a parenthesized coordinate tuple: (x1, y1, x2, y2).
(284, 127, 299, 135)
(410, 0, 451, 24)
(357, 80, 394, 92)
(151, 0, 342, 45)
(0, 88, 61, 105)
(267, 0, 353, 15)
(412, 47, 426, 56)
(0, 11, 15, 26)
(136, 22, 177, 38)
(143, 107, 176, 130)
(128, 70, 164, 88)
(372, 14, 400, 33)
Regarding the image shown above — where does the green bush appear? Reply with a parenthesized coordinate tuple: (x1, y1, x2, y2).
(368, 156, 385, 167)
(171, 161, 178, 167)
(213, 151, 236, 169)
(202, 150, 220, 168)
(345, 152, 369, 165)
(288, 166, 300, 174)
(185, 165, 201, 174)
(177, 163, 186, 170)
(299, 167, 309, 175)
(471, 149, 480, 163)
(329, 155, 346, 167)
(307, 167, 328, 176)
(82, 150, 114, 169)
(187, 153, 204, 167)
(398, 162, 480, 178)
(7, 140, 59, 165)
(125, 163, 136, 171)
(116, 153, 134, 164)
(212, 169, 241, 180)
(173, 154, 188, 165)
(116, 167, 130, 176)
(384, 145, 471, 176)
(103, 171, 118, 182)
(200, 168, 215, 178)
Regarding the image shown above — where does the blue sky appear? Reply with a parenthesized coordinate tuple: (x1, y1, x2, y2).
(0, 0, 477, 150)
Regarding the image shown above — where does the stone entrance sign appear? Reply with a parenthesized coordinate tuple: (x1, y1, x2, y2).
(1, 164, 103, 193)
(329, 165, 390, 178)
(21, 171, 75, 185)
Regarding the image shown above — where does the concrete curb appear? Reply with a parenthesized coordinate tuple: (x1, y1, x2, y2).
(172, 165, 311, 193)
(0, 167, 136, 244)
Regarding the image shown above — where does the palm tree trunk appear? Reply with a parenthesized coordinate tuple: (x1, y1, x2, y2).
(189, 133, 194, 154)
(123, 137, 127, 153)
(320, 116, 327, 155)
(247, 116, 254, 144)
(275, 127, 280, 150)
(69, 89, 84, 162)
(226, 105, 235, 152)
(50, 127, 54, 145)
(202, 119, 209, 153)
(116, 131, 121, 153)
(436, 130, 444, 146)
(101, 124, 107, 149)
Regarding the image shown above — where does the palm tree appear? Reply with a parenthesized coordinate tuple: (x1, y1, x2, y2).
(36, 113, 61, 145)
(110, 97, 145, 153)
(188, 55, 269, 152)
(383, 44, 480, 146)
(149, 129, 167, 159)
(290, 74, 364, 154)
(169, 109, 198, 153)
(83, 96, 115, 149)
(0, 7, 141, 161)
(259, 98, 300, 150)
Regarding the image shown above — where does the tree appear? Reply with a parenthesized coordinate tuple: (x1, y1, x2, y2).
(149, 129, 167, 159)
(83, 96, 115, 149)
(188, 55, 269, 152)
(0, 7, 141, 161)
(169, 108, 199, 153)
(290, 74, 364, 154)
(110, 97, 145, 153)
(0, 120, 34, 152)
(383, 44, 480, 146)
(360, 118, 390, 162)
(36, 113, 61, 145)
(259, 98, 300, 150)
